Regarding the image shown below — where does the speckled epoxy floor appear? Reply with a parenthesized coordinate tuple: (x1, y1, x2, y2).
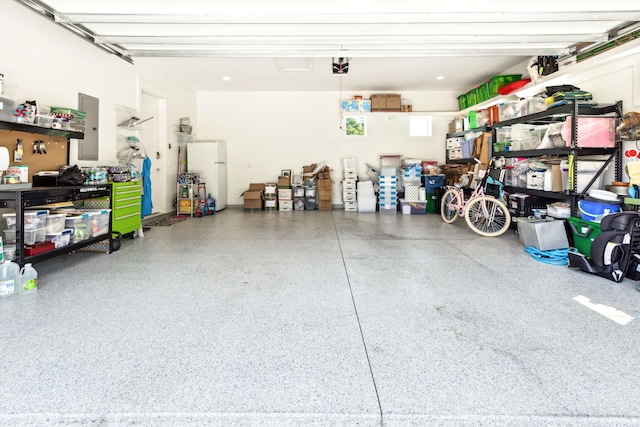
(1, 208, 640, 426)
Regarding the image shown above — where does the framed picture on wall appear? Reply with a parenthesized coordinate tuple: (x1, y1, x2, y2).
(343, 115, 367, 137)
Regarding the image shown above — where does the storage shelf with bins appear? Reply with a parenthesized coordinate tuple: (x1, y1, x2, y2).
(445, 126, 490, 164)
(493, 100, 623, 216)
(0, 185, 112, 267)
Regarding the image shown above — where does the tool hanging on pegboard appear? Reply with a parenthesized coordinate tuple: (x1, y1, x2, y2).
(14, 138, 23, 162)
(31, 140, 47, 155)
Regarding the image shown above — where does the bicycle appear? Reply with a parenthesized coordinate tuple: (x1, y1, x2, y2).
(440, 158, 511, 237)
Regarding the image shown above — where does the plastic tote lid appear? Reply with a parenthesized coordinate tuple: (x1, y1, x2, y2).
(588, 189, 619, 202)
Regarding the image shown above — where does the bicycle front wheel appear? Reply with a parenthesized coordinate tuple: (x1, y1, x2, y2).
(463, 196, 511, 237)
(440, 188, 461, 224)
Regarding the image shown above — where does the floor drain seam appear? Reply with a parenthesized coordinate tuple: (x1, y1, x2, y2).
(331, 213, 384, 424)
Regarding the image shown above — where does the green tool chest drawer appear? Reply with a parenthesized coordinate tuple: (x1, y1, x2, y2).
(111, 182, 142, 235)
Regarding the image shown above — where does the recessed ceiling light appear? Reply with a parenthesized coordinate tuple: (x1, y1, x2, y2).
(436, 76, 445, 80)
(222, 76, 231, 81)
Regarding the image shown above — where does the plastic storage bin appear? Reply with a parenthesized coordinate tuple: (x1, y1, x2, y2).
(487, 75, 523, 97)
(45, 229, 72, 248)
(24, 229, 39, 245)
(84, 209, 111, 237)
(45, 213, 66, 233)
(35, 227, 46, 243)
(3, 229, 15, 244)
(399, 199, 427, 215)
(3, 211, 48, 230)
(65, 214, 90, 242)
(561, 117, 616, 148)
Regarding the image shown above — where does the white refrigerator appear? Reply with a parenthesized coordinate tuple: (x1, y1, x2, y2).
(186, 141, 227, 211)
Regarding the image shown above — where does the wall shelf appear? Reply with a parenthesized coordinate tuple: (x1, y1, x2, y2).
(0, 120, 84, 139)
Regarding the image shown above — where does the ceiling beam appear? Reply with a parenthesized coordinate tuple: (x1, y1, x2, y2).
(97, 34, 609, 46)
(58, 11, 640, 25)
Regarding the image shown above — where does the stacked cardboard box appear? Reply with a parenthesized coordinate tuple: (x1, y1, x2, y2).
(317, 177, 332, 211)
(277, 174, 292, 211)
(370, 94, 402, 112)
(243, 183, 265, 211)
(316, 165, 332, 211)
(342, 157, 358, 212)
(264, 183, 278, 211)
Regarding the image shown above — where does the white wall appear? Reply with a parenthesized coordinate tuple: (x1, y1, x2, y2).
(1, 0, 197, 213)
(197, 90, 458, 205)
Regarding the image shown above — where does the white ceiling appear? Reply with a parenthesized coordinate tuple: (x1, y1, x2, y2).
(16, 0, 640, 92)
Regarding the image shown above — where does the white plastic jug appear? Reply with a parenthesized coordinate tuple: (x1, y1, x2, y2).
(20, 263, 38, 294)
(0, 259, 20, 298)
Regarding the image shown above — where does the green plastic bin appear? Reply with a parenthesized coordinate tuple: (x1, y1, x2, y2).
(457, 93, 468, 110)
(477, 84, 489, 103)
(426, 193, 437, 213)
(467, 89, 478, 107)
(487, 74, 523, 97)
(567, 216, 602, 256)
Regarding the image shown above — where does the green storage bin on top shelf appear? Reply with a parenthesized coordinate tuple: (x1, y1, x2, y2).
(467, 88, 478, 107)
(477, 84, 489, 103)
(457, 93, 468, 111)
(487, 74, 522, 97)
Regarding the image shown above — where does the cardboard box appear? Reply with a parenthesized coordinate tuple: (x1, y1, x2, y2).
(243, 183, 265, 210)
(472, 132, 491, 168)
(370, 94, 402, 111)
(316, 166, 331, 180)
(342, 179, 357, 190)
(371, 95, 387, 111)
(265, 198, 277, 209)
(317, 178, 332, 190)
(265, 183, 277, 196)
(277, 176, 291, 187)
(551, 165, 562, 191)
(303, 164, 317, 174)
(386, 95, 401, 111)
(279, 200, 293, 211)
(319, 200, 332, 211)
(318, 189, 332, 201)
(278, 188, 292, 200)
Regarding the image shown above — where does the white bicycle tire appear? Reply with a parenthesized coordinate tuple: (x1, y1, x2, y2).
(440, 188, 461, 224)
(463, 196, 511, 237)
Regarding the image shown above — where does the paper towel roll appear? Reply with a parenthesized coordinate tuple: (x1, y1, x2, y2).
(418, 187, 426, 201)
